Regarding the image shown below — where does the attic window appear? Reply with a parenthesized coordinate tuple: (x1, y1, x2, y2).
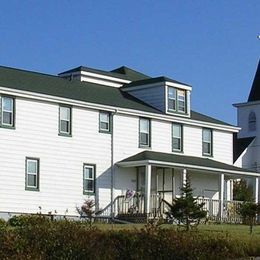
(167, 87, 186, 113)
(248, 111, 256, 131)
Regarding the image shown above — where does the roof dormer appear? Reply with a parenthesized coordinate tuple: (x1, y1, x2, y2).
(121, 76, 192, 117)
(58, 66, 150, 88)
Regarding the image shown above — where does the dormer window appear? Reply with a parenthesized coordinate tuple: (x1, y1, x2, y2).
(168, 87, 186, 113)
(248, 111, 256, 131)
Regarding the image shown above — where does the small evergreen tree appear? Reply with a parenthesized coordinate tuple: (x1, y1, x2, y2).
(238, 201, 260, 234)
(233, 179, 253, 202)
(76, 199, 96, 226)
(167, 174, 207, 231)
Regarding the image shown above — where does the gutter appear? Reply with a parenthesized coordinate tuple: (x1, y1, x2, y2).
(110, 109, 118, 219)
(0, 86, 240, 133)
(117, 159, 260, 177)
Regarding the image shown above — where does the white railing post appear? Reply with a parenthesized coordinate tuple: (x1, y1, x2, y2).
(145, 164, 152, 214)
(255, 177, 259, 203)
(219, 173, 225, 220)
(182, 169, 187, 188)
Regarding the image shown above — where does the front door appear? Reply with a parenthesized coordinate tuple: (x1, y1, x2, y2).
(157, 168, 175, 204)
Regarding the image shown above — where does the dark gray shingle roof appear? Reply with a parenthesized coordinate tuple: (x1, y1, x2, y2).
(248, 59, 260, 102)
(0, 65, 233, 127)
(110, 66, 150, 81)
(233, 133, 255, 163)
(121, 76, 190, 89)
(59, 65, 150, 82)
(119, 150, 256, 174)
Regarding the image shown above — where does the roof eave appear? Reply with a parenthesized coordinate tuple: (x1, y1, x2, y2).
(117, 159, 259, 177)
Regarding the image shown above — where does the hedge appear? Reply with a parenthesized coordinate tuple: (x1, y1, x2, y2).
(0, 215, 259, 259)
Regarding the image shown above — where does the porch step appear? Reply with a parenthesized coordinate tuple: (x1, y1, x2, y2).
(116, 213, 147, 223)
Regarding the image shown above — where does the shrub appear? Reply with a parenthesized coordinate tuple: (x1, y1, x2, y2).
(0, 215, 259, 259)
(166, 174, 207, 231)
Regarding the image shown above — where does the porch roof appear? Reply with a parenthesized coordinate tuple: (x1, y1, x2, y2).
(117, 151, 260, 177)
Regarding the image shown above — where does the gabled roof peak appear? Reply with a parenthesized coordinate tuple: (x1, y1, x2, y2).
(247, 59, 260, 102)
(110, 66, 150, 81)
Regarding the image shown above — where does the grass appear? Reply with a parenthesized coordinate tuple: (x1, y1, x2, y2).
(94, 222, 260, 237)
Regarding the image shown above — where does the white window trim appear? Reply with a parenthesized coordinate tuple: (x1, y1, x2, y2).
(172, 123, 183, 152)
(26, 158, 39, 190)
(99, 112, 110, 132)
(59, 106, 71, 135)
(1, 96, 14, 127)
(83, 164, 95, 194)
(167, 87, 187, 114)
(177, 90, 186, 113)
(202, 129, 213, 156)
(139, 118, 151, 147)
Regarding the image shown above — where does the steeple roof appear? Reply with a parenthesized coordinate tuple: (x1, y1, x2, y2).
(248, 59, 260, 102)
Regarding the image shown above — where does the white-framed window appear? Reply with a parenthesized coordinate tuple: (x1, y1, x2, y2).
(168, 87, 186, 113)
(177, 90, 186, 113)
(202, 128, 213, 156)
(59, 106, 71, 135)
(26, 158, 39, 191)
(139, 118, 151, 147)
(248, 111, 256, 131)
(1, 96, 15, 127)
(83, 164, 95, 194)
(168, 87, 176, 111)
(172, 123, 183, 152)
(99, 112, 111, 133)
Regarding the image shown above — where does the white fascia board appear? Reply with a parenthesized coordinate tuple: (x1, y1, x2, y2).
(115, 108, 240, 132)
(122, 81, 192, 92)
(0, 86, 117, 112)
(117, 159, 260, 177)
(165, 81, 192, 91)
(0, 86, 239, 132)
(80, 71, 131, 84)
(233, 100, 260, 108)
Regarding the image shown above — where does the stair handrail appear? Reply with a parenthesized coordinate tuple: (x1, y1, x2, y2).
(95, 195, 125, 217)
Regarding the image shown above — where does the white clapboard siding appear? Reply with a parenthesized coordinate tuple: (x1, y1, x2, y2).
(0, 98, 112, 215)
(0, 95, 235, 216)
(213, 130, 233, 164)
(183, 125, 202, 157)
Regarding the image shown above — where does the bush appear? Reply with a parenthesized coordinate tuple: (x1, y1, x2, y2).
(0, 215, 259, 259)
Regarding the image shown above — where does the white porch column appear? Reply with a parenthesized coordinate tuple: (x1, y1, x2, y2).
(145, 164, 152, 214)
(182, 169, 187, 187)
(255, 177, 259, 203)
(230, 180, 234, 201)
(226, 180, 233, 201)
(219, 173, 225, 220)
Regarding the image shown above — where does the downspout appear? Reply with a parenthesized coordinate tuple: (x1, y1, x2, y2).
(111, 109, 118, 220)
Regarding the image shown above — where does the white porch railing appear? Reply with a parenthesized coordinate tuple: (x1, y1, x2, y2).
(196, 198, 243, 223)
(96, 195, 244, 223)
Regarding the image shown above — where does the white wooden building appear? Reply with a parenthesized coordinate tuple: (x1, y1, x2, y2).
(234, 60, 260, 202)
(0, 64, 258, 221)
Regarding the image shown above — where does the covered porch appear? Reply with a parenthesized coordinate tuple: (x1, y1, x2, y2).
(115, 151, 260, 222)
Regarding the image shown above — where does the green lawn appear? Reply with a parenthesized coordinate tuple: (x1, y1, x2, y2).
(94, 222, 260, 237)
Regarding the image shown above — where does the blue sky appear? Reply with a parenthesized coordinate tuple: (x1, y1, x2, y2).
(0, 1, 259, 124)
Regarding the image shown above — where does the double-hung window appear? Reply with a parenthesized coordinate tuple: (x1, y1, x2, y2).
(168, 87, 176, 111)
(1, 96, 15, 127)
(172, 123, 183, 152)
(99, 112, 111, 133)
(248, 111, 256, 131)
(59, 106, 71, 136)
(139, 118, 151, 147)
(202, 128, 213, 156)
(25, 158, 39, 191)
(83, 164, 95, 194)
(168, 87, 186, 113)
(177, 90, 186, 113)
